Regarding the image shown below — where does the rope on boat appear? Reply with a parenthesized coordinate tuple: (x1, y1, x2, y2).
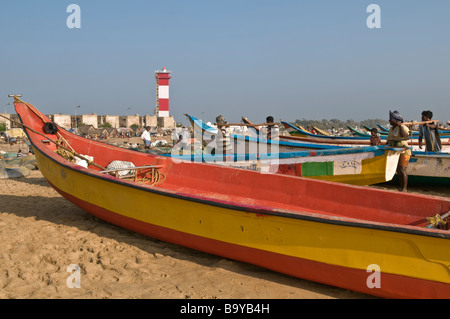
(426, 211, 450, 230)
(55, 136, 77, 163)
(101, 164, 166, 185)
(140, 167, 166, 185)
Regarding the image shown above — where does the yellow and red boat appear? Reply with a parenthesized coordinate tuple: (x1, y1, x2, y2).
(12, 98, 450, 299)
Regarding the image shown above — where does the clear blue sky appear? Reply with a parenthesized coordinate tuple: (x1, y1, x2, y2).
(1, 1, 450, 125)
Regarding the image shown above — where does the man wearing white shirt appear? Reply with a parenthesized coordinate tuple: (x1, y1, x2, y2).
(141, 126, 151, 149)
(181, 126, 191, 148)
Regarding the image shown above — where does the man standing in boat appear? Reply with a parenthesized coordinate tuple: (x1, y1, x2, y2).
(418, 110, 441, 152)
(386, 110, 411, 192)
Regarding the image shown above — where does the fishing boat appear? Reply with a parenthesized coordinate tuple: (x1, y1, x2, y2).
(169, 144, 403, 186)
(280, 123, 450, 185)
(405, 151, 450, 186)
(11, 97, 450, 299)
(284, 121, 450, 140)
(186, 114, 346, 154)
(311, 124, 330, 136)
(377, 124, 389, 133)
(364, 125, 386, 135)
(348, 126, 371, 137)
(243, 118, 450, 184)
(279, 134, 450, 186)
(182, 116, 403, 185)
(282, 121, 450, 152)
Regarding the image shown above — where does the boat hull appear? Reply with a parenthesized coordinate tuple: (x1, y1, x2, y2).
(406, 152, 450, 185)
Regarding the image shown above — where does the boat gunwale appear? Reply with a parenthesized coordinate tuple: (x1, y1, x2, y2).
(19, 113, 450, 241)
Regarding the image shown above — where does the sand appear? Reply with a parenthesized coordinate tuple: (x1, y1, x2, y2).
(2, 137, 446, 300)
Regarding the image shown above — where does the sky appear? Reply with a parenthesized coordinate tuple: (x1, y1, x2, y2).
(1, 0, 450, 126)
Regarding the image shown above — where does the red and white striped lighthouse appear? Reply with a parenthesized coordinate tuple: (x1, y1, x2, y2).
(154, 67, 171, 117)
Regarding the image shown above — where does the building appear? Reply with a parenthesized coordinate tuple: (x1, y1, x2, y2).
(80, 113, 98, 128)
(49, 114, 71, 129)
(0, 113, 11, 130)
(141, 115, 157, 127)
(76, 125, 98, 138)
(10, 114, 21, 128)
(157, 116, 175, 129)
(98, 115, 120, 128)
(119, 114, 140, 128)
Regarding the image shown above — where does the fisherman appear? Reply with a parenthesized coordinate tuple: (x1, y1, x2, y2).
(181, 126, 191, 149)
(418, 110, 441, 152)
(260, 116, 279, 141)
(141, 126, 151, 149)
(171, 128, 179, 147)
(386, 110, 411, 192)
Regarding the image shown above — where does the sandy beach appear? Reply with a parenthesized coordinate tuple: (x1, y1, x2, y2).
(1, 138, 448, 300)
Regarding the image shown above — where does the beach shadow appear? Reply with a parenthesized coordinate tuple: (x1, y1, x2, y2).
(0, 192, 373, 299)
(373, 181, 450, 197)
(5, 176, 50, 186)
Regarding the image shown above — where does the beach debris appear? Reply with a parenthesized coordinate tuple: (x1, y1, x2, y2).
(1, 154, 38, 170)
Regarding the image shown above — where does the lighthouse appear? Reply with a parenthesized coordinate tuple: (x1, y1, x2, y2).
(154, 67, 171, 117)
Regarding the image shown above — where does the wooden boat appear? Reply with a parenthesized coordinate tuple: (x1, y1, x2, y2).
(186, 115, 412, 185)
(12, 98, 450, 299)
(186, 114, 346, 154)
(348, 125, 371, 137)
(311, 124, 330, 136)
(377, 124, 389, 133)
(282, 121, 450, 152)
(364, 125, 384, 135)
(283, 121, 450, 140)
(240, 117, 446, 185)
(274, 128, 450, 185)
(405, 151, 450, 186)
(169, 144, 403, 186)
(353, 124, 450, 140)
(279, 127, 450, 185)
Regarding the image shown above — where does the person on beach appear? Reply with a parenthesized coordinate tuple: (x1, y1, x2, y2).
(16, 150, 23, 157)
(260, 116, 279, 140)
(171, 128, 179, 147)
(418, 110, 441, 152)
(141, 126, 151, 149)
(369, 128, 381, 146)
(181, 126, 191, 148)
(386, 110, 411, 192)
